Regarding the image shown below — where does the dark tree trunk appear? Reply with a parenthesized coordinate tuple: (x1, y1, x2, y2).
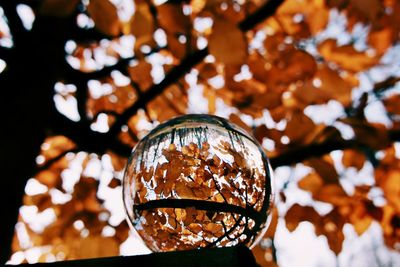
(0, 4, 67, 262)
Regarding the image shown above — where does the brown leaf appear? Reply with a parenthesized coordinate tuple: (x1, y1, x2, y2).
(318, 39, 378, 72)
(368, 27, 393, 56)
(350, 204, 373, 235)
(382, 170, 400, 212)
(128, 60, 153, 91)
(73, 177, 102, 212)
(36, 170, 60, 188)
(209, 18, 247, 65)
(130, 4, 154, 39)
(265, 49, 317, 88)
(175, 181, 195, 198)
(87, 0, 120, 37)
(284, 111, 315, 143)
(285, 204, 320, 232)
(39, 0, 80, 17)
(199, 63, 218, 79)
(316, 65, 354, 106)
(348, 0, 384, 25)
(277, 0, 329, 36)
(156, 3, 190, 34)
(298, 172, 324, 194)
(384, 94, 400, 115)
(313, 184, 349, 206)
(292, 79, 332, 106)
(108, 178, 121, 189)
(166, 33, 187, 59)
(342, 149, 365, 170)
(320, 209, 345, 254)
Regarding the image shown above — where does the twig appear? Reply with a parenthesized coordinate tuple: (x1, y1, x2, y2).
(34, 148, 79, 172)
(63, 46, 163, 82)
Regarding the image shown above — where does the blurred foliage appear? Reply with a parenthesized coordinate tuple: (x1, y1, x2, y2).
(1, 0, 400, 265)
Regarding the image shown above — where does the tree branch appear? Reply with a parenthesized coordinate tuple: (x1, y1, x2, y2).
(1, 0, 28, 45)
(0, 46, 12, 62)
(269, 129, 400, 168)
(49, 107, 131, 157)
(34, 148, 79, 173)
(238, 0, 284, 31)
(135, 199, 260, 221)
(373, 76, 400, 94)
(63, 46, 163, 82)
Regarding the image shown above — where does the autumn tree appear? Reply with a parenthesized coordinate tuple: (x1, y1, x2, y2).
(0, 0, 399, 266)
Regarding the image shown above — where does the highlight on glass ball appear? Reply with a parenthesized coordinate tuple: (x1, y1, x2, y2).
(123, 114, 274, 252)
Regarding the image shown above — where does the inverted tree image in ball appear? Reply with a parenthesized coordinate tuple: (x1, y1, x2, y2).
(123, 114, 274, 251)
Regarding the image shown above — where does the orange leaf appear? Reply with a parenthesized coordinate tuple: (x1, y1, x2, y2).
(87, 0, 120, 37)
(320, 209, 345, 254)
(384, 94, 400, 115)
(383, 170, 400, 211)
(209, 18, 247, 65)
(128, 60, 153, 91)
(284, 111, 315, 143)
(313, 184, 349, 206)
(316, 65, 354, 106)
(342, 149, 365, 170)
(285, 204, 320, 232)
(130, 4, 154, 39)
(318, 39, 378, 72)
(298, 172, 324, 194)
(166, 33, 186, 59)
(368, 27, 393, 56)
(157, 3, 190, 34)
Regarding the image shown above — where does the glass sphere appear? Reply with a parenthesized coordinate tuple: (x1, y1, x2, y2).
(123, 114, 274, 251)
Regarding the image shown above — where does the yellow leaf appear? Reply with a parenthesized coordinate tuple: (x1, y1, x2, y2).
(87, 0, 120, 36)
(352, 213, 372, 236)
(209, 18, 247, 65)
(203, 85, 216, 114)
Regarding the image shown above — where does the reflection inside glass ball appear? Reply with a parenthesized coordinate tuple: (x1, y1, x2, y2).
(123, 114, 274, 252)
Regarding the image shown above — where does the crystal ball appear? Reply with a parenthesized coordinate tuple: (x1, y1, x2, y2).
(123, 114, 274, 251)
